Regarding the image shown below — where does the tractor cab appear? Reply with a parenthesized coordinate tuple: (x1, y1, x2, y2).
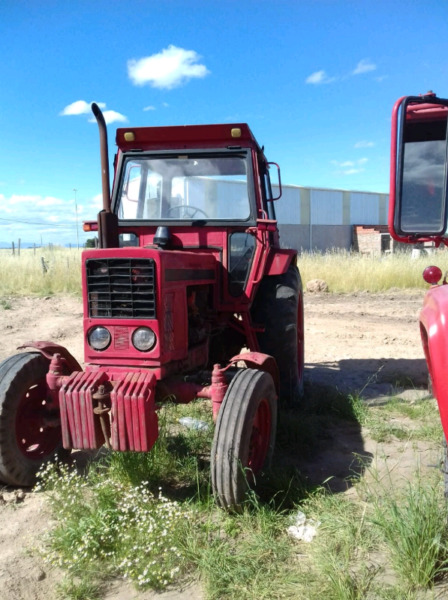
(0, 106, 303, 511)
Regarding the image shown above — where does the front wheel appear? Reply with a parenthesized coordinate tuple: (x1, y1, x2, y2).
(211, 369, 277, 509)
(0, 352, 64, 486)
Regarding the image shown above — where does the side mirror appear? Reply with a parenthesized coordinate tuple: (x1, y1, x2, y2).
(390, 94, 448, 242)
(267, 162, 282, 201)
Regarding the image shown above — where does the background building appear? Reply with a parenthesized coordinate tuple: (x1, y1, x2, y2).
(273, 185, 389, 252)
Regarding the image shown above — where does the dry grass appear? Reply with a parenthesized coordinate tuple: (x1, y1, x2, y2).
(1, 246, 448, 296)
(298, 249, 448, 293)
(0, 247, 81, 296)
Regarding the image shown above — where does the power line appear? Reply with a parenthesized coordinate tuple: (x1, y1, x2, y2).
(0, 216, 81, 228)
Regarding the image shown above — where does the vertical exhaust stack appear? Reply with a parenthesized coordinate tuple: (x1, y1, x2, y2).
(91, 103, 119, 248)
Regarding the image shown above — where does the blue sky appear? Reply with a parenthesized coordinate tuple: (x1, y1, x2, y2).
(1, 0, 448, 246)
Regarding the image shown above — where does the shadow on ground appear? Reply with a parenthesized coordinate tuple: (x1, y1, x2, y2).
(307, 357, 428, 397)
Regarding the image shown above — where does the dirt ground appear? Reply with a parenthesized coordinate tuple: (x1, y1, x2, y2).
(0, 290, 434, 599)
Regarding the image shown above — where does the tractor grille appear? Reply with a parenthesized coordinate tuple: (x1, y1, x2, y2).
(86, 258, 156, 319)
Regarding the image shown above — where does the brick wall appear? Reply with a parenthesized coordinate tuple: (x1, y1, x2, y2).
(353, 225, 391, 254)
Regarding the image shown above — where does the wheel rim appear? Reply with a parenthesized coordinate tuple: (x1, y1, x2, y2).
(15, 378, 61, 460)
(247, 397, 272, 474)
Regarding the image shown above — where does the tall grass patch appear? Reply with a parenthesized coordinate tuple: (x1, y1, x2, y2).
(298, 249, 448, 292)
(369, 470, 448, 589)
(0, 247, 81, 295)
(1, 247, 447, 296)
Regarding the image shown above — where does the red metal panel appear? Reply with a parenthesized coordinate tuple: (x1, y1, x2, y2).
(114, 326, 129, 350)
(60, 371, 107, 449)
(419, 285, 448, 440)
(61, 369, 158, 451)
(110, 371, 158, 452)
(111, 374, 126, 451)
(115, 123, 260, 152)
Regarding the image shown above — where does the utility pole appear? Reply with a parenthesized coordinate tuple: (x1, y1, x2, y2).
(73, 188, 80, 250)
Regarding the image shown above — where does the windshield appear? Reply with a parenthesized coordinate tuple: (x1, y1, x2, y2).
(116, 153, 252, 221)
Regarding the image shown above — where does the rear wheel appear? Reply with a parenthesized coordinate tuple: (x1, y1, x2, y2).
(0, 352, 64, 486)
(251, 264, 304, 407)
(211, 369, 277, 509)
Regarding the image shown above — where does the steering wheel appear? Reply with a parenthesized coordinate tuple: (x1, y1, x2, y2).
(167, 204, 209, 219)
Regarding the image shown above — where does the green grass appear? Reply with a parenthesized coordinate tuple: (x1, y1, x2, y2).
(304, 492, 378, 599)
(35, 387, 448, 600)
(369, 470, 448, 589)
(364, 396, 442, 444)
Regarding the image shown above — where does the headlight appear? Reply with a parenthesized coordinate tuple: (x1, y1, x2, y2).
(88, 326, 111, 351)
(132, 327, 156, 352)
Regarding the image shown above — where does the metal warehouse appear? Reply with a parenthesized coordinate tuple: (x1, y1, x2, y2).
(272, 185, 389, 252)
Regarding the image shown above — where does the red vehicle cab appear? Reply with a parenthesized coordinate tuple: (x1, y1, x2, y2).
(389, 92, 448, 471)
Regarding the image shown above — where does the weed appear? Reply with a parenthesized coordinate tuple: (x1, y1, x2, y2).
(33, 385, 448, 598)
(0, 298, 11, 309)
(182, 502, 301, 599)
(57, 576, 103, 600)
(369, 470, 448, 589)
(37, 461, 190, 589)
(365, 396, 442, 444)
(304, 490, 379, 600)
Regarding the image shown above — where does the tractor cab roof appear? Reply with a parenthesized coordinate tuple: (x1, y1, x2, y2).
(116, 123, 263, 154)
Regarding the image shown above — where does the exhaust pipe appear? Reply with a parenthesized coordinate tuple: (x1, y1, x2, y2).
(91, 103, 111, 212)
(91, 103, 118, 248)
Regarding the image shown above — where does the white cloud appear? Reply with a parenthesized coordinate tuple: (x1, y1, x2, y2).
(9, 194, 40, 205)
(91, 194, 103, 211)
(60, 100, 106, 116)
(306, 59, 378, 86)
(61, 101, 126, 124)
(37, 196, 65, 207)
(343, 168, 364, 175)
(305, 70, 335, 85)
(102, 110, 128, 125)
(0, 192, 104, 245)
(143, 105, 156, 111)
(352, 59, 377, 75)
(354, 140, 375, 148)
(127, 45, 210, 89)
(332, 158, 368, 175)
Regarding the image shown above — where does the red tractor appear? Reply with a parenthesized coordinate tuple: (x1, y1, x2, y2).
(389, 92, 448, 490)
(0, 105, 304, 508)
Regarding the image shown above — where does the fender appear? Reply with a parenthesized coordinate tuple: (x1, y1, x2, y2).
(17, 340, 82, 373)
(419, 285, 448, 438)
(264, 248, 297, 277)
(229, 351, 280, 394)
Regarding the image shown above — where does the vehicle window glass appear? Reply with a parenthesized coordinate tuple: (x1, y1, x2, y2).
(400, 116, 448, 233)
(116, 154, 251, 221)
(119, 233, 139, 247)
(228, 232, 255, 296)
